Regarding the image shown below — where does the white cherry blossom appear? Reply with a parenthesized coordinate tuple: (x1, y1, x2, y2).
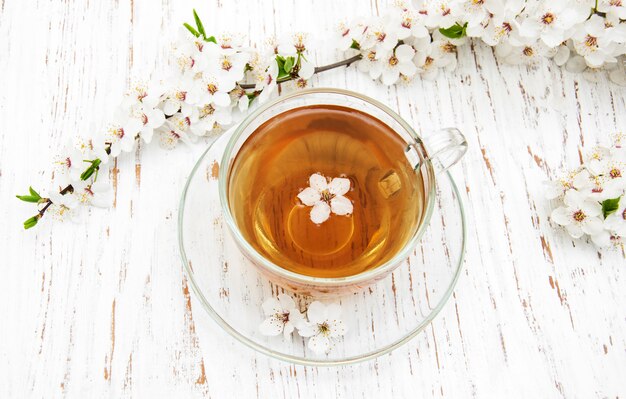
(391, 6, 429, 39)
(55, 142, 86, 182)
(598, 0, 626, 19)
(361, 20, 400, 53)
(425, 0, 459, 29)
(298, 301, 347, 354)
(104, 112, 143, 157)
(413, 37, 457, 80)
(572, 15, 619, 68)
(357, 48, 385, 80)
(277, 32, 309, 55)
(380, 44, 417, 85)
(259, 294, 305, 338)
(551, 189, 604, 239)
(519, 0, 578, 48)
(334, 21, 358, 51)
(499, 37, 556, 65)
(48, 189, 81, 222)
(115, 81, 167, 146)
(249, 56, 279, 104)
(71, 180, 114, 208)
(461, 0, 503, 32)
(162, 77, 198, 116)
(194, 74, 236, 108)
(297, 173, 353, 224)
(479, 2, 525, 46)
(206, 49, 249, 85)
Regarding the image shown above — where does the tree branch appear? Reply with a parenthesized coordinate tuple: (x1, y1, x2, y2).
(239, 54, 363, 90)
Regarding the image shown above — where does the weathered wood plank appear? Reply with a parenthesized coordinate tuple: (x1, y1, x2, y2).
(0, 0, 624, 397)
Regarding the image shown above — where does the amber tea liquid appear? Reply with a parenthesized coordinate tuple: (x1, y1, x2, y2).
(227, 105, 425, 278)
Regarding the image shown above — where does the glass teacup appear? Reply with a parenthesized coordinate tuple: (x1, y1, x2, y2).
(219, 88, 466, 296)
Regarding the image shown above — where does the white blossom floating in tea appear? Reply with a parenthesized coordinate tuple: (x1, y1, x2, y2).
(297, 173, 353, 224)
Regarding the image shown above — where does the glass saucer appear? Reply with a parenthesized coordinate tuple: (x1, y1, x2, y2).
(178, 128, 466, 366)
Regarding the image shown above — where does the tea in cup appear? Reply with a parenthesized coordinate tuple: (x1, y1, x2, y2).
(220, 89, 466, 296)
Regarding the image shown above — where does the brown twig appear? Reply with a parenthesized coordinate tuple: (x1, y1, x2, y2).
(239, 54, 363, 90)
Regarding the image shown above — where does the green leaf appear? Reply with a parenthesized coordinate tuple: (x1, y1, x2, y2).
(246, 92, 258, 106)
(192, 9, 206, 38)
(16, 195, 40, 203)
(602, 196, 621, 218)
(80, 159, 101, 181)
(29, 186, 41, 199)
(275, 55, 290, 79)
(283, 56, 295, 74)
(277, 69, 290, 80)
(350, 39, 361, 50)
(23, 215, 40, 230)
(183, 22, 200, 37)
(438, 22, 468, 39)
(205, 35, 217, 44)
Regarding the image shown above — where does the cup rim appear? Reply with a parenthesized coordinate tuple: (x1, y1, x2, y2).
(218, 88, 436, 287)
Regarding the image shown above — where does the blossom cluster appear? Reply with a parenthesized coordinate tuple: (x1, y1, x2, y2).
(259, 294, 347, 354)
(17, 11, 315, 228)
(338, 0, 626, 84)
(547, 133, 626, 248)
(16, 5, 626, 229)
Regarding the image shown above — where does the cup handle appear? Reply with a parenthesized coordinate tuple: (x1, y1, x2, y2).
(411, 128, 467, 174)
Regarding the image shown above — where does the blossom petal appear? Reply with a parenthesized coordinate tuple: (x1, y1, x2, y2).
(90, 192, 114, 208)
(124, 118, 143, 136)
(328, 177, 350, 196)
(327, 319, 347, 338)
(298, 187, 320, 206)
(395, 44, 415, 62)
(582, 201, 602, 217)
(551, 207, 572, 226)
(564, 189, 585, 208)
(554, 45, 570, 66)
(572, 170, 591, 188)
(120, 136, 136, 153)
(213, 92, 231, 107)
(277, 294, 296, 311)
(299, 59, 315, 80)
(261, 297, 282, 316)
(565, 223, 584, 239)
(309, 173, 328, 192)
(310, 202, 331, 224)
(259, 317, 283, 336)
(141, 126, 154, 144)
(289, 309, 305, 324)
(591, 229, 611, 247)
(566, 55, 587, 73)
(399, 61, 418, 78)
(283, 322, 295, 338)
(148, 109, 166, 128)
(306, 301, 327, 324)
(381, 69, 399, 86)
(307, 334, 331, 354)
(325, 303, 342, 319)
(296, 321, 318, 337)
(582, 217, 603, 235)
(330, 195, 353, 216)
(163, 99, 180, 116)
(91, 181, 111, 193)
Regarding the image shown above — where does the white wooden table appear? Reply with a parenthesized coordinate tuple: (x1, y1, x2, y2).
(1, 0, 625, 397)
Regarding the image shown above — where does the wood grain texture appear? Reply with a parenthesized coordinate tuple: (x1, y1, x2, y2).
(0, 0, 624, 397)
